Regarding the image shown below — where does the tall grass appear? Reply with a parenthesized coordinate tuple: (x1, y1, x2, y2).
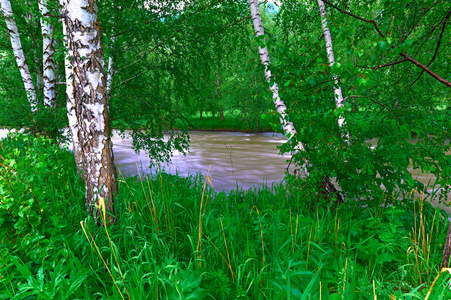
(1, 133, 451, 299)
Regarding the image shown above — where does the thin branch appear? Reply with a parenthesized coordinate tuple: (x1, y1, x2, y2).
(373, 58, 408, 70)
(343, 95, 362, 101)
(112, 70, 147, 90)
(322, 0, 385, 38)
(400, 52, 451, 87)
(411, 9, 451, 87)
(207, 15, 251, 38)
(399, 6, 425, 44)
(42, 12, 63, 18)
(111, 13, 173, 38)
(116, 29, 180, 72)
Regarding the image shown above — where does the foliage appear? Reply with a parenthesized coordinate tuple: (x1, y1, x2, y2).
(269, 0, 451, 203)
(1, 134, 451, 299)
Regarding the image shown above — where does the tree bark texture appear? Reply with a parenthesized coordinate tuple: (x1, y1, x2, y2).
(248, 0, 299, 142)
(106, 37, 114, 98)
(317, 0, 346, 130)
(39, 0, 56, 107)
(249, 0, 343, 203)
(60, 0, 83, 170)
(442, 221, 451, 268)
(64, 0, 117, 224)
(0, 0, 37, 112)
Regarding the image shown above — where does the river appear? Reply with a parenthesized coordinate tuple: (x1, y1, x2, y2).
(112, 130, 294, 192)
(0, 129, 449, 205)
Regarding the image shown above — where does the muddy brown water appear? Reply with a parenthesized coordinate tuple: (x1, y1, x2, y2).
(112, 131, 294, 192)
(1, 129, 449, 208)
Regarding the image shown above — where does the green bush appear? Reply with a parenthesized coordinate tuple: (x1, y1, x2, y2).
(0, 133, 78, 247)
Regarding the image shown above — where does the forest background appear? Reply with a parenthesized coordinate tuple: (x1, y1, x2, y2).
(0, 0, 451, 298)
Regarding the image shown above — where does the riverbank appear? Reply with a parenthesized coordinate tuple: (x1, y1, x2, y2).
(1, 133, 451, 298)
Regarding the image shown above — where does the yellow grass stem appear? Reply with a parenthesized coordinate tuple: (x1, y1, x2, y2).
(80, 221, 126, 300)
(373, 279, 377, 299)
(425, 268, 451, 299)
(145, 177, 159, 230)
(98, 198, 131, 299)
(219, 218, 235, 281)
(220, 218, 235, 280)
(335, 218, 340, 249)
(251, 206, 265, 267)
(197, 166, 212, 268)
(203, 232, 235, 281)
(307, 226, 312, 262)
(320, 281, 322, 300)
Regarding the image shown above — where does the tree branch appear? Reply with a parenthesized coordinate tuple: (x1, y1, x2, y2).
(400, 52, 451, 87)
(411, 9, 451, 87)
(373, 58, 408, 70)
(322, 0, 385, 38)
(207, 15, 251, 38)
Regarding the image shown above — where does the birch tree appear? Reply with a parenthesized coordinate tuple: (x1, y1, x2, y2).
(317, 0, 346, 135)
(248, 0, 298, 142)
(0, 0, 37, 112)
(60, 0, 82, 170)
(39, 0, 56, 107)
(63, 0, 117, 224)
(249, 0, 342, 201)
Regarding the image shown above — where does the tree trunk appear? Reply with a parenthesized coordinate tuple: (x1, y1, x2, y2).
(0, 0, 37, 112)
(442, 222, 451, 268)
(216, 71, 225, 122)
(106, 39, 115, 99)
(249, 0, 298, 140)
(36, 63, 43, 95)
(317, 0, 347, 133)
(219, 108, 225, 122)
(199, 110, 203, 119)
(39, 0, 56, 107)
(249, 0, 343, 202)
(60, 0, 83, 171)
(64, 0, 117, 224)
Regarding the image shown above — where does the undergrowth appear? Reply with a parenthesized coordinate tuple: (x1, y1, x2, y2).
(185, 110, 272, 133)
(1, 133, 450, 299)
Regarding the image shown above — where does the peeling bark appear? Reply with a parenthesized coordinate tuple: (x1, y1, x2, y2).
(60, 0, 83, 170)
(39, 0, 57, 107)
(106, 55, 114, 98)
(63, 0, 117, 224)
(317, 0, 347, 132)
(0, 0, 37, 112)
(106, 37, 115, 99)
(248, 0, 298, 141)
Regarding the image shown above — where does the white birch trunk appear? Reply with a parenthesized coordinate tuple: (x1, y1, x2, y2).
(60, 0, 83, 170)
(64, 0, 117, 223)
(39, 0, 56, 107)
(0, 0, 37, 112)
(249, 0, 343, 202)
(317, 0, 346, 130)
(106, 55, 114, 96)
(106, 44, 114, 99)
(248, 0, 301, 147)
